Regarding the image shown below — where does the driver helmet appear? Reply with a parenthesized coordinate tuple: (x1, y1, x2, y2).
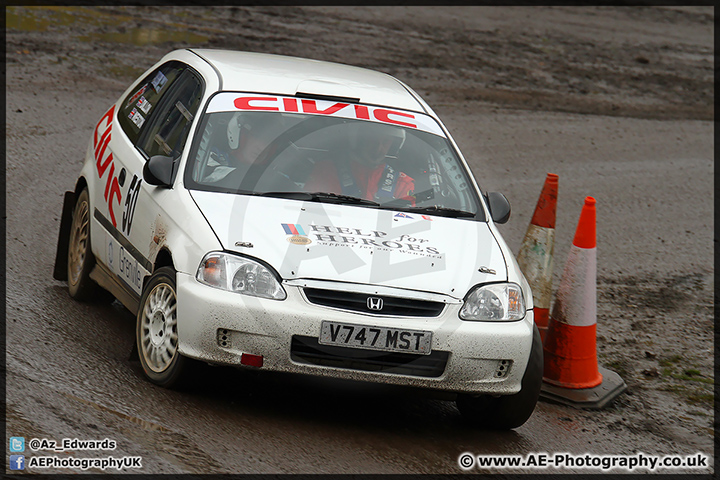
(349, 121, 406, 158)
(227, 112, 284, 150)
(226, 112, 243, 150)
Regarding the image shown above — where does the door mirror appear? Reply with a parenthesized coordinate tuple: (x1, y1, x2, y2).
(487, 192, 511, 224)
(143, 155, 174, 187)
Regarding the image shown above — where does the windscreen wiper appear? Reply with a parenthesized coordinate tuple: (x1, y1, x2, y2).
(259, 191, 312, 200)
(308, 192, 380, 206)
(406, 205, 476, 218)
(260, 191, 380, 207)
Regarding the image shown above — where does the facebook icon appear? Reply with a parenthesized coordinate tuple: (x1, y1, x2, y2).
(10, 455, 25, 470)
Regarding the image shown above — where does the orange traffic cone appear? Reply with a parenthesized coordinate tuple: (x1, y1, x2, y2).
(540, 196, 626, 409)
(516, 173, 558, 344)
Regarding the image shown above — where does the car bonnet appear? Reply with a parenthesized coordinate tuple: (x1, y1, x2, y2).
(190, 191, 508, 300)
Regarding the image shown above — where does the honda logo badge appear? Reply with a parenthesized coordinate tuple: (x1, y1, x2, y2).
(367, 297, 384, 311)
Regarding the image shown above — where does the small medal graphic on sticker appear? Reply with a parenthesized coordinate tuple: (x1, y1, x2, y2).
(282, 223, 312, 245)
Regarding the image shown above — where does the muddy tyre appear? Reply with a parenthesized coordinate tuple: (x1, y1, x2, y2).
(456, 324, 543, 430)
(136, 267, 189, 388)
(67, 188, 105, 301)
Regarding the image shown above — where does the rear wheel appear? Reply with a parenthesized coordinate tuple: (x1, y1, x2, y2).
(67, 188, 104, 300)
(136, 266, 189, 388)
(456, 324, 543, 430)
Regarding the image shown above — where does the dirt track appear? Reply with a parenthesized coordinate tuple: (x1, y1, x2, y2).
(5, 6, 714, 474)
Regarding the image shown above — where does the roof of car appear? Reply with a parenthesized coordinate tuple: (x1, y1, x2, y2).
(187, 49, 425, 113)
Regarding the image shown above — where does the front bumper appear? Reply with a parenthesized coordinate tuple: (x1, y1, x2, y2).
(176, 273, 534, 395)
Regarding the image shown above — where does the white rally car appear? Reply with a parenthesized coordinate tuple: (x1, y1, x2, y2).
(54, 49, 541, 429)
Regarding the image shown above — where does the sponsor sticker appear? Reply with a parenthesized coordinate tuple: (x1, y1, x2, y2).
(151, 71, 168, 93)
(206, 92, 445, 136)
(126, 85, 146, 107)
(137, 96, 151, 114)
(107, 237, 144, 294)
(287, 235, 312, 245)
(282, 223, 306, 235)
(282, 223, 442, 257)
(282, 223, 312, 245)
(129, 108, 145, 128)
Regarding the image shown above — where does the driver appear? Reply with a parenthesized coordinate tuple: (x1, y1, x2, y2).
(205, 112, 282, 183)
(305, 121, 415, 204)
(226, 112, 281, 165)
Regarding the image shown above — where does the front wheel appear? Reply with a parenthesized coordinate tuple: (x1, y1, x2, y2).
(456, 324, 543, 430)
(136, 266, 188, 388)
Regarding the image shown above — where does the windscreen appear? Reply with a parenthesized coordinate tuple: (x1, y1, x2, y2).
(185, 93, 481, 216)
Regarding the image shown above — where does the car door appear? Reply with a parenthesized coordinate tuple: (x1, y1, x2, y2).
(93, 61, 202, 301)
(121, 68, 205, 291)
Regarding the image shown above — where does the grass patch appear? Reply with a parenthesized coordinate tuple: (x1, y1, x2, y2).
(659, 384, 713, 405)
(686, 392, 714, 405)
(604, 360, 629, 377)
(659, 384, 687, 394)
(669, 373, 714, 385)
(658, 354, 683, 367)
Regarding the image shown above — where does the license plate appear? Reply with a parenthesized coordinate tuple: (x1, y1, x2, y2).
(319, 321, 432, 355)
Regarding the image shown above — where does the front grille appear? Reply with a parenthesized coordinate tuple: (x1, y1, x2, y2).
(291, 335, 449, 378)
(303, 288, 445, 317)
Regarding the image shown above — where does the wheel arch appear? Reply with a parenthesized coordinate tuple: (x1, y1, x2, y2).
(74, 176, 89, 196)
(155, 247, 175, 270)
(144, 247, 175, 292)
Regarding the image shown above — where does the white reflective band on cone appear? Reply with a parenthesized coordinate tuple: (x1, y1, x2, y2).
(551, 244, 596, 327)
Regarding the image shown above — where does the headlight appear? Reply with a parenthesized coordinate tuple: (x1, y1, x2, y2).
(196, 252, 286, 300)
(459, 283, 525, 321)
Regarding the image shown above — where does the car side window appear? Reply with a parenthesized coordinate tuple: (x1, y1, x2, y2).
(139, 70, 203, 159)
(117, 61, 186, 145)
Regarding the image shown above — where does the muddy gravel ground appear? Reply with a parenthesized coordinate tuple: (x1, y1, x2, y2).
(5, 6, 714, 474)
